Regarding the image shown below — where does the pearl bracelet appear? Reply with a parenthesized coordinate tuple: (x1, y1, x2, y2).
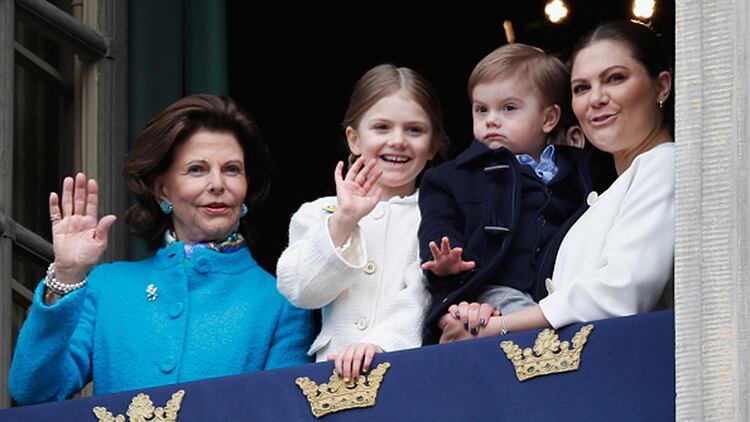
(44, 262, 87, 295)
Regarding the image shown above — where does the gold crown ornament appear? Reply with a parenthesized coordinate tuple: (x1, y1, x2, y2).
(92, 390, 185, 422)
(500, 324, 594, 381)
(295, 362, 391, 418)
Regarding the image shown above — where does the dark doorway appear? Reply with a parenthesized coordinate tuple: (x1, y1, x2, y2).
(227, 1, 675, 273)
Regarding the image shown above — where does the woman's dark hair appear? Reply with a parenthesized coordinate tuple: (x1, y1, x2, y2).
(570, 20, 674, 128)
(124, 94, 271, 249)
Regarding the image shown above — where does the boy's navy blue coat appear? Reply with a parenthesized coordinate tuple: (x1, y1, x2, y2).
(418, 140, 615, 344)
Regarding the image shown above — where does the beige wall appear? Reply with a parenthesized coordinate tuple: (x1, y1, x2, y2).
(674, 0, 750, 420)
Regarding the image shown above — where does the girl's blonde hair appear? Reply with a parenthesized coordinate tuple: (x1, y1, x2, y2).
(342, 64, 448, 164)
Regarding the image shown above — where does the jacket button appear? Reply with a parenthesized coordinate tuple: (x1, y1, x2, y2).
(537, 215, 546, 225)
(160, 357, 176, 373)
(587, 191, 599, 206)
(355, 317, 369, 330)
(484, 226, 510, 235)
(364, 261, 377, 274)
(371, 205, 385, 220)
(483, 164, 510, 173)
(194, 257, 210, 274)
(169, 302, 184, 318)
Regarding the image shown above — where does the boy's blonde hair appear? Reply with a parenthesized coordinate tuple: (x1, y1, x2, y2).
(468, 43, 573, 145)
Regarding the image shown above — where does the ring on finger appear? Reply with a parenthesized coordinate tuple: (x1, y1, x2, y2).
(49, 212, 62, 222)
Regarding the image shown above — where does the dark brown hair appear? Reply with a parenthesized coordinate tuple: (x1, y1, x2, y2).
(124, 94, 271, 249)
(468, 43, 573, 145)
(570, 20, 673, 128)
(342, 64, 448, 164)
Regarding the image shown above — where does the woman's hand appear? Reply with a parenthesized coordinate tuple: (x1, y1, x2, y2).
(438, 314, 474, 343)
(421, 236, 476, 276)
(328, 157, 382, 246)
(437, 301, 499, 343)
(438, 309, 503, 344)
(50, 173, 116, 284)
(439, 305, 552, 343)
(448, 301, 500, 335)
(327, 342, 384, 382)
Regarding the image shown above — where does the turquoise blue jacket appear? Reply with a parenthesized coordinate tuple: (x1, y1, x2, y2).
(9, 243, 314, 404)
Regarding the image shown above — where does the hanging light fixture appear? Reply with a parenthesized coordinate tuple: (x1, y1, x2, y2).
(503, 20, 516, 44)
(545, 0, 569, 23)
(633, 0, 656, 19)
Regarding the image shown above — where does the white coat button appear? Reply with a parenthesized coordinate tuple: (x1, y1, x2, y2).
(364, 261, 377, 274)
(371, 205, 385, 220)
(356, 317, 369, 330)
(586, 191, 599, 206)
(545, 277, 554, 294)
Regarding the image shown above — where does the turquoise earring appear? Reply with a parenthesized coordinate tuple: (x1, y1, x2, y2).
(160, 199, 173, 215)
(241, 204, 248, 217)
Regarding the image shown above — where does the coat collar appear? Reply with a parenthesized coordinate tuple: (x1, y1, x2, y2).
(153, 241, 258, 274)
(454, 139, 591, 171)
(454, 140, 515, 168)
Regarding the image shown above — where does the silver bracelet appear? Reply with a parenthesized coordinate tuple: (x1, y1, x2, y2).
(44, 262, 87, 295)
(499, 315, 508, 335)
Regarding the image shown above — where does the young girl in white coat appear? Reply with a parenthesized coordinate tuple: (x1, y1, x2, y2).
(277, 64, 447, 381)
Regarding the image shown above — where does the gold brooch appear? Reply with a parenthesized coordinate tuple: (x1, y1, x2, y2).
(500, 324, 594, 381)
(322, 204, 337, 213)
(295, 362, 391, 418)
(92, 390, 185, 422)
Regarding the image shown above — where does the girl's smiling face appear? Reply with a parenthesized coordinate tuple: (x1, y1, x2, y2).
(346, 90, 437, 199)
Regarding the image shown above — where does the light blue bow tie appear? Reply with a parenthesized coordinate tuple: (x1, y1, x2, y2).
(516, 144, 559, 185)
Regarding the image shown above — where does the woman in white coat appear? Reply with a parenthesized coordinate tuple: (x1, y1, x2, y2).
(440, 20, 674, 341)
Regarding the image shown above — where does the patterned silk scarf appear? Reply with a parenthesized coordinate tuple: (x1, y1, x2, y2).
(165, 230, 246, 259)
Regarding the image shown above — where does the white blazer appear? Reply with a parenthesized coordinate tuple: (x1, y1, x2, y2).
(540, 142, 675, 328)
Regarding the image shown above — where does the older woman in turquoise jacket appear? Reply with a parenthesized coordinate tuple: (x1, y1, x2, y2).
(9, 94, 314, 404)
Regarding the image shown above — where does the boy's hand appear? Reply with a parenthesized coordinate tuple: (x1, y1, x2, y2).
(421, 236, 475, 276)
